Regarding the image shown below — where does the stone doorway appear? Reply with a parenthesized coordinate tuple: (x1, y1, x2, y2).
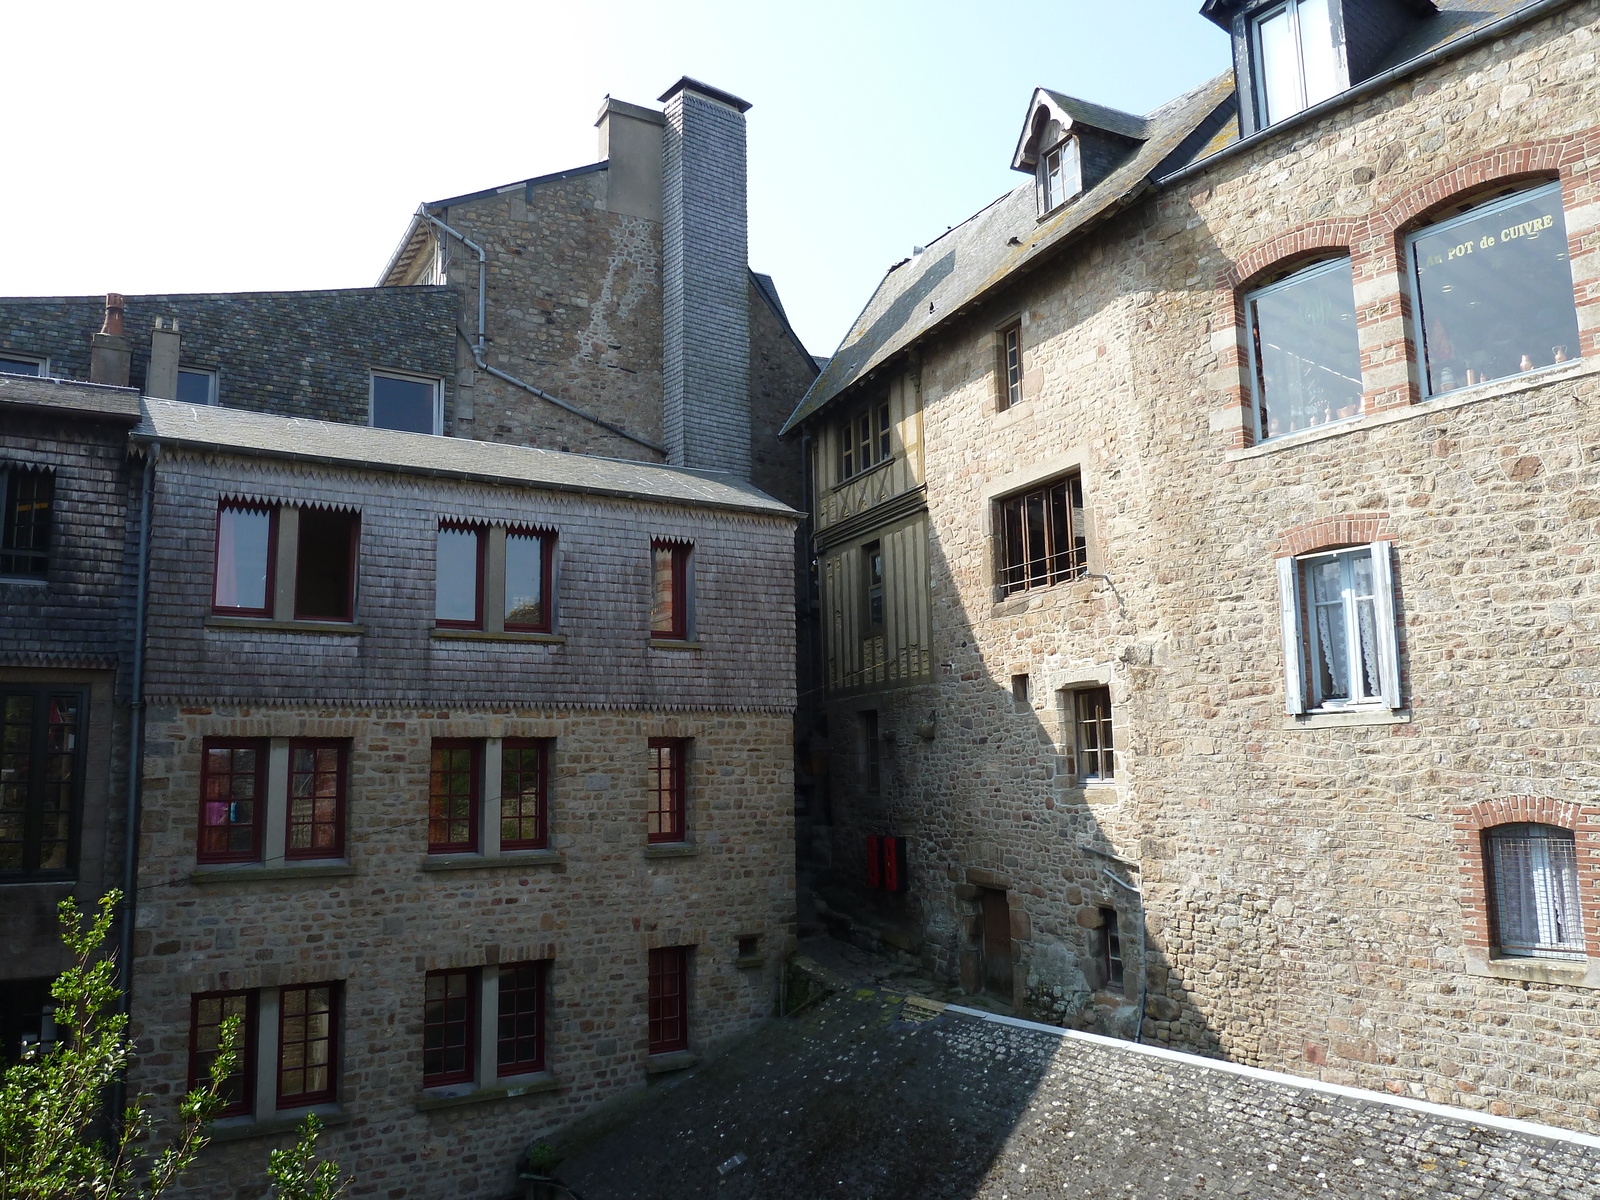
(978, 887, 1012, 1002)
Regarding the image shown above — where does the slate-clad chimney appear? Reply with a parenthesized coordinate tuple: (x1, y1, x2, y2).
(89, 293, 131, 387)
(659, 77, 752, 479)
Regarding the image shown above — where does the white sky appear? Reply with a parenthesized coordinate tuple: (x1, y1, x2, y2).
(1, 1, 1231, 359)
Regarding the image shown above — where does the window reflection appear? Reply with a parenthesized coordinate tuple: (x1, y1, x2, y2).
(1411, 183, 1579, 397)
(1248, 257, 1363, 440)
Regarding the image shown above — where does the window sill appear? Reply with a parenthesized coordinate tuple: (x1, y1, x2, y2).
(645, 842, 700, 860)
(989, 575, 1096, 618)
(1286, 707, 1409, 730)
(431, 628, 565, 645)
(416, 1074, 559, 1111)
(645, 1050, 700, 1075)
(0, 575, 48, 587)
(735, 954, 767, 970)
(1226, 357, 1598, 462)
(206, 616, 365, 635)
(418, 850, 564, 872)
(209, 1108, 350, 1143)
(0, 874, 77, 888)
(189, 862, 355, 884)
(1464, 951, 1600, 990)
(648, 638, 703, 651)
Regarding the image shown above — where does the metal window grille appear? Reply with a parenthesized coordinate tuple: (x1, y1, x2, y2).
(286, 741, 344, 859)
(422, 969, 475, 1086)
(0, 469, 52, 578)
(497, 961, 546, 1076)
(998, 476, 1087, 596)
(278, 984, 336, 1105)
(1075, 688, 1115, 781)
(500, 738, 547, 849)
(428, 741, 478, 853)
(189, 990, 254, 1116)
(198, 739, 265, 864)
(1487, 824, 1586, 959)
(648, 738, 686, 843)
(648, 947, 690, 1054)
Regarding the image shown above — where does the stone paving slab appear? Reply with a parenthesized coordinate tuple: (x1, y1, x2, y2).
(553, 984, 1600, 1200)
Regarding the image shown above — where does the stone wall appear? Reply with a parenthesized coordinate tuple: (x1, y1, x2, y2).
(815, 0, 1600, 1131)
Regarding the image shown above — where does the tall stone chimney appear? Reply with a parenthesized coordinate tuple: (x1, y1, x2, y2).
(659, 77, 751, 479)
(596, 96, 665, 222)
(89, 293, 131, 387)
(146, 317, 181, 399)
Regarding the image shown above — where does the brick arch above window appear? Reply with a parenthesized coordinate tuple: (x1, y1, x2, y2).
(1217, 220, 1362, 294)
(1454, 794, 1593, 837)
(1373, 138, 1586, 238)
(1273, 512, 1391, 558)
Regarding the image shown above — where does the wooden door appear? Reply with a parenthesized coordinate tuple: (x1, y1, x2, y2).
(980, 889, 1012, 1001)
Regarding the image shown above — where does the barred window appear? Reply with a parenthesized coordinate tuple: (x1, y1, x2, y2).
(997, 476, 1086, 596)
(1, 468, 54, 580)
(839, 398, 892, 481)
(1486, 823, 1585, 960)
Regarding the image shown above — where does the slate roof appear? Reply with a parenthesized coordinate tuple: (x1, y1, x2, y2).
(133, 398, 798, 518)
(1040, 88, 1150, 141)
(0, 374, 143, 422)
(783, 0, 1557, 434)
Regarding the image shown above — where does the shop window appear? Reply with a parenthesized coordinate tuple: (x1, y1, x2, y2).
(1, 467, 53, 580)
(370, 371, 441, 435)
(1485, 824, 1585, 960)
(1409, 182, 1580, 397)
(650, 542, 691, 641)
(1246, 257, 1363, 439)
(647, 947, 690, 1055)
(997, 475, 1087, 596)
(0, 687, 85, 878)
(1277, 543, 1400, 713)
(1252, 0, 1340, 126)
(838, 397, 892, 481)
(648, 738, 687, 844)
(1072, 687, 1114, 782)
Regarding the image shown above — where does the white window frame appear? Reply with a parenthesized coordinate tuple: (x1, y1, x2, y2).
(1276, 541, 1400, 715)
(177, 366, 218, 405)
(1036, 138, 1080, 215)
(369, 369, 443, 436)
(0, 353, 47, 378)
(1250, 0, 1339, 128)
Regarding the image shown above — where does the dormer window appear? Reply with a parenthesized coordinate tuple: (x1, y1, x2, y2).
(1253, 0, 1341, 125)
(1038, 138, 1081, 214)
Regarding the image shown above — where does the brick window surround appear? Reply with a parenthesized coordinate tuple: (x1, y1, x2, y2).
(1273, 513, 1391, 559)
(1454, 796, 1599, 961)
(1211, 133, 1600, 448)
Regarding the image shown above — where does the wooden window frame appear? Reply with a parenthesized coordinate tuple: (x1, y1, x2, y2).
(285, 739, 347, 861)
(0, 686, 87, 880)
(211, 501, 277, 618)
(997, 322, 1023, 410)
(499, 737, 550, 851)
(0, 466, 54, 580)
(647, 947, 690, 1055)
(647, 738, 687, 844)
(188, 990, 257, 1118)
(428, 739, 480, 854)
(862, 541, 884, 633)
(434, 523, 486, 630)
(293, 508, 359, 624)
(1073, 687, 1115, 783)
(503, 526, 556, 633)
(197, 737, 268, 865)
(276, 983, 338, 1107)
(496, 961, 548, 1077)
(422, 968, 478, 1088)
(996, 475, 1088, 597)
(650, 541, 691, 641)
(1276, 542, 1401, 715)
(838, 397, 892, 482)
(1098, 907, 1125, 993)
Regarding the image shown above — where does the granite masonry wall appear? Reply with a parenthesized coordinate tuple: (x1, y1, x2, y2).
(817, 1, 1600, 1131)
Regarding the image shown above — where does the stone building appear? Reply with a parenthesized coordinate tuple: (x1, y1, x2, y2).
(786, 0, 1600, 1131)
(0, 371, 142, 1060)
(124, 400, 797, 1195)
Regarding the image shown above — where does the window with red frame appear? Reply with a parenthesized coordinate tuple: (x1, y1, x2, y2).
(504, 529, 554, 632)
(213, 502, 276, 616)
(499, 738, 549, 850)
(647, 738, 686, 844)
(647, 947, 690, 1055)
(428, 739, 479, 853)
(277, 983, 338, 1106)
(198, 739, 266, 863)
(189, 990, 256, 1116)
(287, 740, 345, 860)
(294, 508, 358, 623)
(496, 961, 547, 1076)
(422, 969, 476, 1086)
(434, 524, 484, 628)
(649, 542, 689, 640)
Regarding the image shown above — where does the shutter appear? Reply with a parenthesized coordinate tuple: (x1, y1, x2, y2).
(1368, 540, 1402, 709)
(1276, 556, 1306, 715)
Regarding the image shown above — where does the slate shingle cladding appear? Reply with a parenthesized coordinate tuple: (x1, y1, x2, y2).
(0, 287, 457, 428)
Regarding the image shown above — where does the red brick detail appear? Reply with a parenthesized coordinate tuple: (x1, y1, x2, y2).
(1374, 138, 1591, 236)
(1274, 513, 1391, 558)
(1218, 220, 1363, 292)
(1453, 796, 1600, 955)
